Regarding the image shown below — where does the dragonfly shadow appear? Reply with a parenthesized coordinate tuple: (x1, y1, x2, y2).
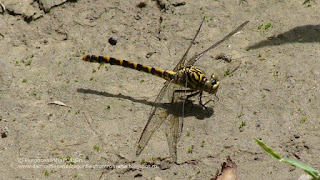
(77, 88, 155, 107)
(248, 24, 320, 50)
(161, 101, 214, 120)
(77, 88, 214, 120)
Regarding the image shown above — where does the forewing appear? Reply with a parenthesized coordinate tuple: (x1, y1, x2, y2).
(162, 18, 206, 160)
(173, 18, 205, 71)
(135, 17, 203, 155)
(185, 21, 249, 67)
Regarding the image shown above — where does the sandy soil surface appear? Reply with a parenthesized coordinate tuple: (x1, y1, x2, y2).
(0, 0, 319, 179)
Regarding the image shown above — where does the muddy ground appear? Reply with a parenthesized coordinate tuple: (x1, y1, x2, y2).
(0, 0, 319, 179)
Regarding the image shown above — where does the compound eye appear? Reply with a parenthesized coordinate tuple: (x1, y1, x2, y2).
(211, 74, 218, 81)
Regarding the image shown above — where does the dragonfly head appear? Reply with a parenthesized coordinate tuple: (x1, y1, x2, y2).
(203, 74, 220, 94)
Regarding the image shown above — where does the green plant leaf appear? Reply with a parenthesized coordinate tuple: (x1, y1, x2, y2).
(254, 137, 282, 160)
(254, 137, 320, 179)
(281, 158, 319, 178)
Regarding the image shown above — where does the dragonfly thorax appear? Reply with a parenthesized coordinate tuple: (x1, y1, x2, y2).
(174, 66, 219, 94)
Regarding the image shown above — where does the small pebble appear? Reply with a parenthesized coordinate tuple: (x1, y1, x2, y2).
(136, 2, 147, 8)
(108, 37, 117, 45)
(134, 15, 141, 20)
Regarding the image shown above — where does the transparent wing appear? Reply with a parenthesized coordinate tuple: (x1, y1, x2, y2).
(165, 20, 249, 162)
(164, 18, 207, 162)
(173, 17, 205, 71)
(185, 21, 249, 67)
(136, 18, 206, 156)
(136, 80, 172, 155)
(166, 88, 184, 162)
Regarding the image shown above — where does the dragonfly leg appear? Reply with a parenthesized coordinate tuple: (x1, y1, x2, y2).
(172, 89, 196, 103)
(185, 91, 200, 108)
(175, 90, 207, 109)
(186, 90, 200, 99)
(214, 94, 219, 101)
(197, 91, 208, 109)
(172, 90, 210, 109)
(201, 93, 219, 107)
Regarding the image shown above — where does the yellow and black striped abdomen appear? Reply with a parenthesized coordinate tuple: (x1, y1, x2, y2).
(82, 55, 175, 81)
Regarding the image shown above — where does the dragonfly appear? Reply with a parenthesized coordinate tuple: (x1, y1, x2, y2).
(81, 18, 249, 162)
